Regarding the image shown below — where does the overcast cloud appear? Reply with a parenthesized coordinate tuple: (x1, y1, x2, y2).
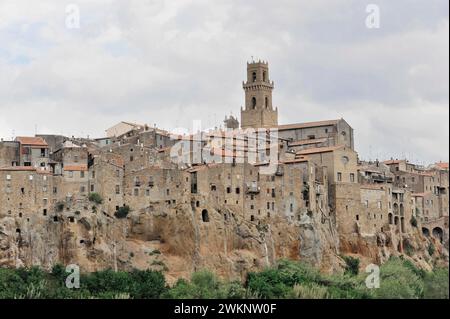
(0, 0, 448, 164)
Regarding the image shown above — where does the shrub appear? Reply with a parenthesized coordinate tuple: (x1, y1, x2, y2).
(372, 257, 424, 299)
(427, 243, 435, 256)
(410, 216, 418, 228)
(342, 256, 360, 276)
(88, 192, 103, 204)
(423, 267, 449, 299)
(114, 205, 130, 219)
(289, 283, 329, 299)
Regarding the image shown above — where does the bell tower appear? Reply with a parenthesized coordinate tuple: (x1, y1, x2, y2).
(240, 60, 278, 129)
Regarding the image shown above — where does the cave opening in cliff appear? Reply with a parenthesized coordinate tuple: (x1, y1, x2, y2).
(202, 209, 209, 222)
(432, 227, 443, 243)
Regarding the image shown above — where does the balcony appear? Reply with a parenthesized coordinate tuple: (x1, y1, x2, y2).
(372, 174, 393, 183)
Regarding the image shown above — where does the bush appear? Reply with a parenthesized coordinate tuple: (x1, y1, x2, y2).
(88, 192, 103, 204)
(372, 257, 424, 299)
(115, 205, 130, 219)
(342, 256, 360, 276)
(164, 270, 225, 299)
(410, 216, 418, 228)
(423, 267, 449, 299)
(428, 243, 435, 256)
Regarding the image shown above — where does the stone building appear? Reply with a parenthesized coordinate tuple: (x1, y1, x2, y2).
(0, 61, 448, 275)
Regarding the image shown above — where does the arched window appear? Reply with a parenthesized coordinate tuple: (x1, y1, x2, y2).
(202, 209, 209, 222)
(388, 213, 393, 224)
(393, 203, 399, 215)
(251, 97, 256, 109)
(265, 97, 269, 108)
(401, 217, 405, 232)
(252, 72, 257, 82)
(263, 71, 266, 82)
(400, 204, 404, 216)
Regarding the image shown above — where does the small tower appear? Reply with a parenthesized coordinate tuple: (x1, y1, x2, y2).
(240, 60, 278, 129)
(224, 114, 239, 130)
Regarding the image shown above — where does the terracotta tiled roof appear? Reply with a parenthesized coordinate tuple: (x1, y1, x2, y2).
(411, 192, 430, 197)
(278, 119, 339, 131)
(0, 166, 36, 171)
(296, 145, 344, 155)
(282, 157, 309, 164)
(64, 164, 88, 171)
(383, 159, 404, 165)
(288, 137, 328, 147)
(16, 136, 48, 147)
(435, 162, 449, 170)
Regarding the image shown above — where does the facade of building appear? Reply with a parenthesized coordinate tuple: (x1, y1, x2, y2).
(0, 61, 448, 271)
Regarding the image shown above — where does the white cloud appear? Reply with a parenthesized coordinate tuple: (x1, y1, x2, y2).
(0, 0, 448, 164)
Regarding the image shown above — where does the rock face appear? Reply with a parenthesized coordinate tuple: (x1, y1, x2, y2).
(0, 197, 446, 283)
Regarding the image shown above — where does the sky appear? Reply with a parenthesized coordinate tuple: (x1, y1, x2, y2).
(0, 0, 448, 165)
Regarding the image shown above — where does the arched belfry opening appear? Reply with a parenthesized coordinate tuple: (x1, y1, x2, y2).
(202, 209, 209, 222)
(252, 72, 257, 82)
(263, 71, 266, 82)
(251, 97, 257, 109)
(265, 97, 269, 108)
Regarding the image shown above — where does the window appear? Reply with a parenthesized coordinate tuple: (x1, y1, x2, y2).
(377, 201, 382, 209)
(80, 186, 85, 193)
(265, 97, 269, 108)
(116, 170, 120, 177)
(69, 171, 73, 178)
(262, 71, 266, 82)
(92, 171, 95, 178)
(134, 189, 139, 196)
(202, 210, 209, 222)
(251, 97, 256, 109)
(337, 172, 342, 182)
(364, 200, 369, 207)
(74, 155, 79, 163)
(252, 72, 257, 82)
(80, 171, 85, 178)
(226, 187, 231, 194)
(115, 185, 120, 194)
(90, 184, 94, 192)
(235, 187, 240, 194)
(350, 173, 355, 182)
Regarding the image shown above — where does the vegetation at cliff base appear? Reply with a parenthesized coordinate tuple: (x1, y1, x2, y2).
(0, 257, 448, 299)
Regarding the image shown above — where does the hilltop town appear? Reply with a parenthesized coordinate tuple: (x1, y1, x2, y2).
(0, 61, 448, 281)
